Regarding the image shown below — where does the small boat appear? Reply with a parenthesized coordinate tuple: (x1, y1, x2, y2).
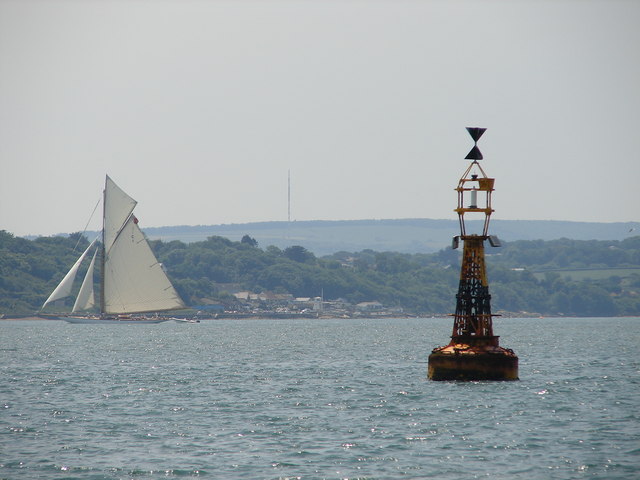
(40, 175, 186, 323)
(171, 317, 200, 323)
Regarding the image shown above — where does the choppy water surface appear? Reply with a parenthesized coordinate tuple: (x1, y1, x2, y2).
(1, 317, 638, 479)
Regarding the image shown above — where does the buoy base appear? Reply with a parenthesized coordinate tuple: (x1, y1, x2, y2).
(428, 342, 518, 381)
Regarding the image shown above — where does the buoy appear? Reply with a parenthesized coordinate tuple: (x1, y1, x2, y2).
(428, 128, 518, 381)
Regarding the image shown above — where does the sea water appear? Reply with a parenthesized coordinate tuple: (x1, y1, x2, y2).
(0, 317, 638, 479)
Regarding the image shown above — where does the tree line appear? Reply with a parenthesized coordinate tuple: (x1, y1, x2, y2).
(1, 230, 639, 316)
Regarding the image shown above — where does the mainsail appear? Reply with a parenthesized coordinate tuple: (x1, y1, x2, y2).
(103, 214, 185, 314)
(42, 238, 97, 309)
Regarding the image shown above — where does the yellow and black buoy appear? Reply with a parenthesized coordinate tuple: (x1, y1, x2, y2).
(428, 128, 518, 381)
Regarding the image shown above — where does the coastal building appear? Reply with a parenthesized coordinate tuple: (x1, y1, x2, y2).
(356, 301, 384, 312)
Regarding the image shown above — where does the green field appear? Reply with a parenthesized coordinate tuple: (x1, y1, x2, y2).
(532, 267, 640, 281)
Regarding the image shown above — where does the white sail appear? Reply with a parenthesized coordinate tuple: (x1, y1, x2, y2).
(42, 239, 97, 309)
(103, 214, 186, 314)
(103, 175, 136, 253)
(72, 249, 97, 312)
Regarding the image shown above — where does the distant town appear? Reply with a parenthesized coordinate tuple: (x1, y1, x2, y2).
(191, 290, 406, 319)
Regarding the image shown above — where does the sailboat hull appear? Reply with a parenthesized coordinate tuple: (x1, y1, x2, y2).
(38, 314, 169, 324)
(65, 316, 169, 324)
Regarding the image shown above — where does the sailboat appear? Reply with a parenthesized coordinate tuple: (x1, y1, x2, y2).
(40, 175, 186, 323)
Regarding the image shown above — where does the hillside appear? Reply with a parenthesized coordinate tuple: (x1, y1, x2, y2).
(141, 219, 640, 255)
(37, 219, 639, 256)
(3, 230, 640, 317)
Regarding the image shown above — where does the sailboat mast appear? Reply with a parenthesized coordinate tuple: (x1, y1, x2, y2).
(100, 177, 106, 314)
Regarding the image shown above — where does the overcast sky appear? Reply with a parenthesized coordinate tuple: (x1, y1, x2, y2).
(1, 0, 638, 237)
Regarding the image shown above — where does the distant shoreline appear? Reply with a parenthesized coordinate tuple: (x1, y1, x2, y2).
(23, 218, 640, 256)
(2, 314, 638, 321)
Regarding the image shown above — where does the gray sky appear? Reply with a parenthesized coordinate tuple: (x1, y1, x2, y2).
(1, 0, 638, 237)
